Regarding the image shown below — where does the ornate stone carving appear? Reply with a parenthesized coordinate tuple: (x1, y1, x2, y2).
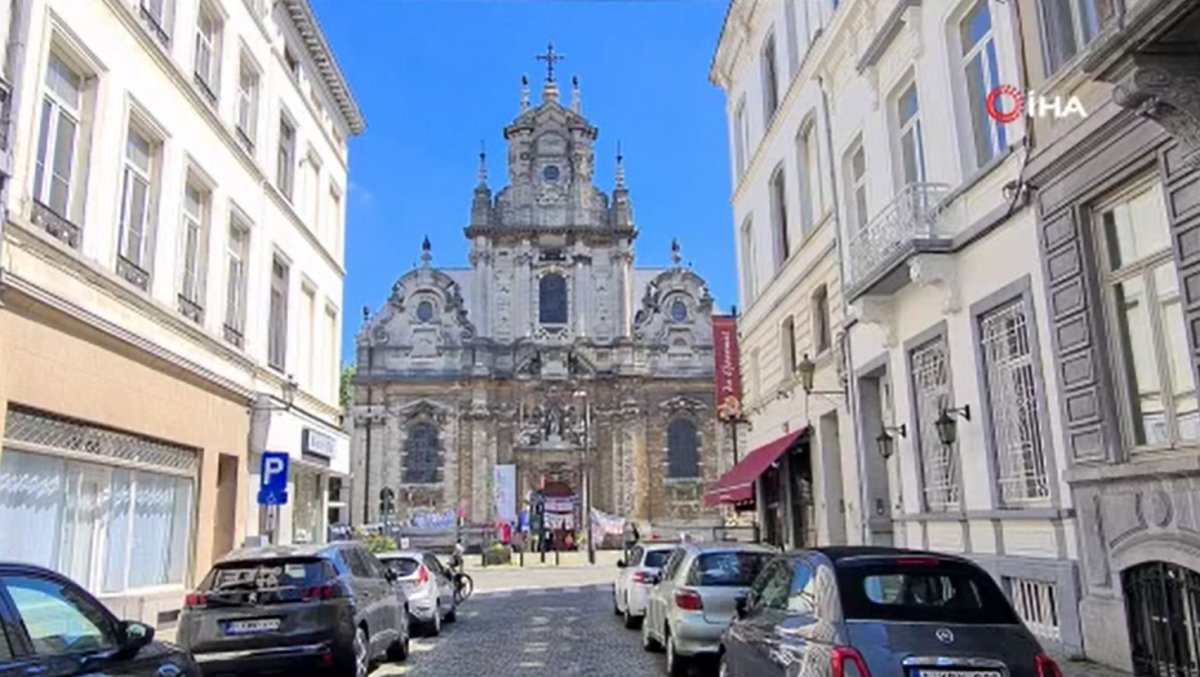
(1112, 53, 1200, 168)
(908, 254, 960, 313)
(1147, 489, 1174, 529)
(849, 296, 896, 348)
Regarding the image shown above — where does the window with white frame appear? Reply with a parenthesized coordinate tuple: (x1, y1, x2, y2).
(326, 305, 339, 402)
(894, 80, 926, 187)
(178, 179, 210, 320)
(740, 216, 757, 303)
(1039, 0, 1113, 75)
(844, 139, 868, 232)
(284, 45, 300, 79)
(1098, 180, 1199, 448)
(236, 57, 259, 149)
(139, 0, 174, 46)
(224, 216, 249, 345)
(910, 335, 960, 511)
(277, 115, 296, 200)
(192, 2, 220, 104)
(734, 97, 748, 178)
(812, 284, 831, 354)
(796, 121, 821, 232)
(959, 0, 1007, 169)
(268, 256, 289, 370)
(34, 52, 89, 225)
(300, 285, 316, 389)
(781, 316, 797, 374)
(784, 0, 801, 76)
(304, 152, 321, 233)
(118, 125, 157, 282)
(980, 296, 1049, 503)
(771, 166, 790, 268)
(762, 34, 780, 125)
(329, 184, 344, 257)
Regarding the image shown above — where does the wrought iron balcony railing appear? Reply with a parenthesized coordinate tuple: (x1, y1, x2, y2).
(846, 182, 950, 292)
(32, 201, 81, 249)
(177, 293, 204, 324)
(117, 255, 150, 291)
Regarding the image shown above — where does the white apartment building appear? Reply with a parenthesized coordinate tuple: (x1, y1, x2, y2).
(0, 0, 361, 627)
(713, 0, 1085, 655)
(708, 0, 855, 552)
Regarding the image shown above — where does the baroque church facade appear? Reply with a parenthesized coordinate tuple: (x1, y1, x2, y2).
(349, 66, 729, 529)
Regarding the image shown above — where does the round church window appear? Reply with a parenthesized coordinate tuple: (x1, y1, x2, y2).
(416, 300, 435, 323)
(670, 299, 688, 322)
(542, 165, 561, 182)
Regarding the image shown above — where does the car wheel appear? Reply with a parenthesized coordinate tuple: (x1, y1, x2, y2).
(613, 587, 622, 615)
(386, 632, 409, 662)
(718, 651, 732, 677)
(427, 606, 442, 637)
(665, 630, 688, 677)
(445, 602, 458, 624)
(641, 613, 662, 652)
(351, 626, 369, 677)
(623, 596, 640, 629)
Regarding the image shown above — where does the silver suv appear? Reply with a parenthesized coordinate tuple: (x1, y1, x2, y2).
(642, 541, 775, 676)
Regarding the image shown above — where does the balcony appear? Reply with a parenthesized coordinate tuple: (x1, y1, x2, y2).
(116, 256, 150, 291)
(177, 293, 204, 324)
(31, 201, 81, 249)
(223, 323, 244, 348)
(845, 182, 952, 298)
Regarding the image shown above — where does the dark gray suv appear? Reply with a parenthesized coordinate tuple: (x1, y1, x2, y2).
(721, 547, 1064, 677)
(177, 543, 409, 677)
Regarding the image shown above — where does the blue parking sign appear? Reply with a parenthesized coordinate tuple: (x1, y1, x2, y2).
(257, 451, 289, 506)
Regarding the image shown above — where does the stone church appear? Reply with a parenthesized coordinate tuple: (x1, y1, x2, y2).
(349, 61, 728, 530)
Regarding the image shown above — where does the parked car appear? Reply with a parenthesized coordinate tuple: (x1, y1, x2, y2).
(613, 542, 676, 629)
(176, 543, 410, 677)
(642, 542, 774, 676)
(376, 550, 458, 636)
(720, 547, 1066, 677)
(0, 562, 200, 676)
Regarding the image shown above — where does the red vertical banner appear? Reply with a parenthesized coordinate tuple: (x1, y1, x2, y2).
(711, 315, 742, 421)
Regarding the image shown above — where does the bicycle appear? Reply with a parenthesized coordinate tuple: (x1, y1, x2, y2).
(448, 553, 474, 604)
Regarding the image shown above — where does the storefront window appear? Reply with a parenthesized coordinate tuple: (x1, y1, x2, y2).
(0, 449, 193, 593)
(292, 469, 323, 544)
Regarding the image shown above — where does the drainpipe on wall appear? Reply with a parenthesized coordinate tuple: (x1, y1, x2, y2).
(818, 74, 869, 546)
(0, 0, 33, 304)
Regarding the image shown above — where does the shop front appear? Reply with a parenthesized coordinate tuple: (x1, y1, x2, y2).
(245, 406, 349, 546)
(704, 427, 813, 550)
(0, 296, 248, 627)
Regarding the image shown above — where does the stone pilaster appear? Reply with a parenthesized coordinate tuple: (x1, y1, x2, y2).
(1113, 53, 1200, 168)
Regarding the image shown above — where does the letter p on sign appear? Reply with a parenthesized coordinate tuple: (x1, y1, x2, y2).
(257, 451, 290, 506)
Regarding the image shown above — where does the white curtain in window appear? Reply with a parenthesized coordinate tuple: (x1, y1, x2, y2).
(102, 469, 131, 593)
(0, 450, 65, 569)
(128, 472, 192, 588)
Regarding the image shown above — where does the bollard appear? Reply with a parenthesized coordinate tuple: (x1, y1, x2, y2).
(555, 549, 560, 566)
(520, 549, 525, 567)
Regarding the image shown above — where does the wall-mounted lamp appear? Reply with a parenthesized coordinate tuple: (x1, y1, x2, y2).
(875, 424, 907, 460)
(798, 353, 844, 397)
(935, 405, 971, 446)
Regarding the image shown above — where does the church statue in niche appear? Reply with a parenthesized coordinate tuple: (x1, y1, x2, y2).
(351, 44, 727, 531)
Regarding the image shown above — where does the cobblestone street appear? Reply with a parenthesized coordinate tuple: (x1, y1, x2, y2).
(370, 582, 666, 676)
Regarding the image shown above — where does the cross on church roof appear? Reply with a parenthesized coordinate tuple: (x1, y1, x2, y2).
(536, 42, 565, 82)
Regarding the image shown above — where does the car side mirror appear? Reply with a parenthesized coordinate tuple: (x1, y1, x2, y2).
(616, 559, 627, 568)
(118, 621, 154, 656)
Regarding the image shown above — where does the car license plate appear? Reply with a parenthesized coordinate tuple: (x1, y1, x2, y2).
(914, 671, 1002, 677)
(223, 618, 281, 635)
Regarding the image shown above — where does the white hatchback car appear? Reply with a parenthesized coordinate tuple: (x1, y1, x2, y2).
(378, 550, 458, 637)
(612, 543, 676, 628)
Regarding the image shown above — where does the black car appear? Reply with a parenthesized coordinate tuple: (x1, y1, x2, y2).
(176, 543, 410, 677)
(0, 562, 199, 677)
(721, 547, 1064, 677)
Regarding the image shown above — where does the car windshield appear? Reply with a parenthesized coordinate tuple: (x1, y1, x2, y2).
(837, 559, 1020, 624)
(203, 558, 330, 592)
(383, 557, 421, 577)
(690, 552, 769, 587)
(644, 550, 671, 569)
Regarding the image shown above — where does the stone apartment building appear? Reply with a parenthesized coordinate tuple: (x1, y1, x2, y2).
(0, 0, 359, 626)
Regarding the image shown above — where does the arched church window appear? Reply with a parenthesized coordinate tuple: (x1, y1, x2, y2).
(403, 422, 440, 484)
(667, 418, 700, 479)
(539, 274, 568, 325)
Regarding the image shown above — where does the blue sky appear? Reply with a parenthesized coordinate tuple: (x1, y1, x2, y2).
(310, 0, 734, 364)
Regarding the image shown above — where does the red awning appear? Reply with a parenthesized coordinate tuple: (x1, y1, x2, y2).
(703, 428, 809, 506)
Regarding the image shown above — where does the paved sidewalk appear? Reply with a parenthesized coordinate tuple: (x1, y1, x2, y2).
(1043, 642, 1131, 677)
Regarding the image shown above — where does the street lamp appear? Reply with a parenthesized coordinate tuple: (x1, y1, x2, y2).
(875, 424, 906, 461)
(573, 389, 595, 565)
(936, 405, 972, 446)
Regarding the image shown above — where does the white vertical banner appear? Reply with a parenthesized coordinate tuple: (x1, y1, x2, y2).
(493, 464, 516, 521)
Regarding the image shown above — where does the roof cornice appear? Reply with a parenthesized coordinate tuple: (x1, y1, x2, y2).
(280, 0, 365, 136)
